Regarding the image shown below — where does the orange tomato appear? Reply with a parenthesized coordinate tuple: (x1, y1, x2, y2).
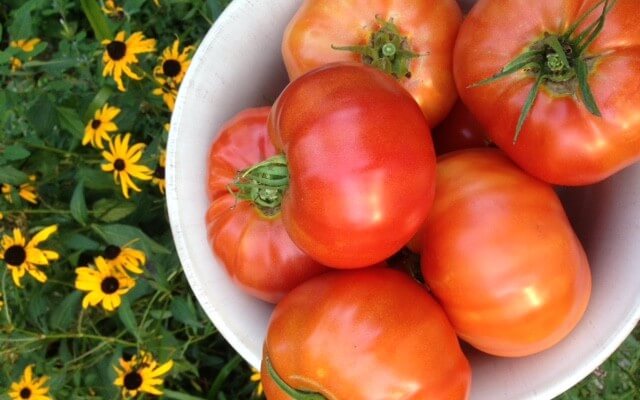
(261, 268, 471, 399)
(282, 0, 462, 126)
(421, 149, 591, 357)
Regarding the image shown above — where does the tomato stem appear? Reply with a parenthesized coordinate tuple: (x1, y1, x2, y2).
(232, 154, 289, 215)
(471, 0, 616, 142)
(331, 16, 420, 79)
(265, 355, 327, 400)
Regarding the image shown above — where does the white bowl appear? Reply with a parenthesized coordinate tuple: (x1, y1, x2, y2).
(167, 0, 640, 398)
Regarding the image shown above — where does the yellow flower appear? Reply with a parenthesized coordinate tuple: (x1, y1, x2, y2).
(83, 103, 120, 149)
(153, 0, 160, 6)
(152, 77, 178, 111)
(151, 150, 166, 194)
(2, 175, 38, 204)
(102, 0, 124, 17)
(154, 39, 194, 85)
(75, 256, 135, 311)
(102, 31, 156, 92)
(103, 244, 146, 274)
(9, 38, 42, 72)
(0, 225, 59, 287)
(250, 367, 264, 397)
(101, 133, 153, 199)
(114, 351, 173, 397)
(8, 365, 51, 400)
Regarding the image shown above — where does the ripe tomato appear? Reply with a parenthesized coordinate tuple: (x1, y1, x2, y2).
(252, 63, 435, 268)
(454, 0, 640, 185)
(261, 267, 471, 399)
(282, 0, 462, 126)
(206, 107, 329, 303)
(432, 100, 489, 156)
(421, 149, 591, 357)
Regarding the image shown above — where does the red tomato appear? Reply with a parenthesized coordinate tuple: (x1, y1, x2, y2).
(454, 0, 640, 185)
(258, 63, 435, 268)
(282, 0, 462, 127)
(432, 100, 489, 156)
(421, 149, 591, 357)
(261, 267, 471, 399)
(206, 107, 329, 303)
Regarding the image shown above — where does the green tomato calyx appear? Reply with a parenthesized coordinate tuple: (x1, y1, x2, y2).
(232, 154, 289, 215)
(332, 16, 420, 79)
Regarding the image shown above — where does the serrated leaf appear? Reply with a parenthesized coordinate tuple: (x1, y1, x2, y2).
(70, 181, 89, 225)
(0, 166, 28, 185)
(49, 291, 82, 331)
(57, 107, 85, 139)
(117, 297, 140, 340)
(92, 198, 136, 222)
(170, 296, 203, 329)
(92, 223, 171, 255)
(3, 144, 30, 161)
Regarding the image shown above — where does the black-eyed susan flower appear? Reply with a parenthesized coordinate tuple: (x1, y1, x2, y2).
(102, 0, 124, 18)
(250, 367, 264, 398)
(113, 351, 173, 397)
(8, 365, 51, 400)
(102, 31, 156, 92)
(2, 175, 38, 204)
(151, 150, 166, 194)
(9, 38, 41, 72)
(152, 77, 178, 111)
(154, 39, 194, 85)
(101, 133, 153, 199)
(83, 103, 121, 149)
(0, 225, 59, 287)
(75, 256, 135, 311)
(103, 244, 146, 274)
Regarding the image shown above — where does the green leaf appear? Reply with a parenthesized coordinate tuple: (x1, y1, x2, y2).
(0, 166, 29, 185)
(8, 0, 47, 39)
(117, 297, 140, 340)
(58, 232, 101, 251)
(207, 355, 243, 398)
(92, 198, 137, 222)
(49, 291, 83, 331)
(3, 144, 31, 161)
(92, 223, 171, 255)
(83, 86, 114, 122)
(77, 167, 114, 190)
(70, 181, 89, 225)
(170, 296, 203, 329)
(27, 95, 57, 136)
(80, 0, 113, 41)
(163, 390, 207, 400)
(57, 107, 85, 140)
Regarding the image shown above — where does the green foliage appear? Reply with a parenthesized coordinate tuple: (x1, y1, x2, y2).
(0, 0, 261, 398)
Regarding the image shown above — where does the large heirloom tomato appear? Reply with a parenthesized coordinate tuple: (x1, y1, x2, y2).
(454, 0, 640, 185)
(206, 107, 328, 303)
(282, 0, 462, 126)
(421, 149, 591, 357)
(241, 63, 435, 268)
(261, 268, 471, 399)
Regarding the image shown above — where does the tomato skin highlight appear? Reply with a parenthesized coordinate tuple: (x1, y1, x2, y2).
(269, 63, 436, 268)
(421, 149, 591, 357)
(261, 267, 471, 400)
(454, 0, 640, 186)
(282, 0, 462, 127)
(206, 107, 329, 303)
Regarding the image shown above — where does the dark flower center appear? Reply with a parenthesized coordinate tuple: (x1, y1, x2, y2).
(162, 59, 181, 77)
(19, 387, 31, 399)
(114, 159, 126, 171)
(4, 245, 26, 266)
(123, 371, 143, 390)
(101, 276, 120, 294)
(104, 245, 121, 260)
(106, 40, 127, 61)
(91, 119, 101, 129)
(154, 166, 165, 179)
